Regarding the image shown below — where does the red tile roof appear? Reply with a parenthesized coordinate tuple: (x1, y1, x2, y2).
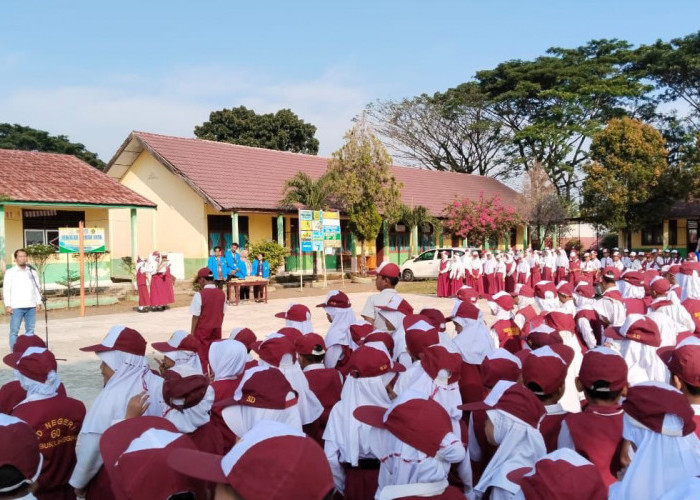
(0, 149, 155, 207)
(110, 131, 520, 216)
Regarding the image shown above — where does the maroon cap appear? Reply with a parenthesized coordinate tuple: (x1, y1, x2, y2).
(80, 326, 147, 356)
(658, 336, 700, 387)
(376, 261, 401, 279)
(486, 291, 514, 311)
(100, 417, 206, 500)
(623, 382, 696, 436)
(316, 290, 351, 309)
(522, 346, 572, 395)
(345, 345, 405, 378)
(275, 304, 311, 322)
(544, 311, 576, 333)
(456, 286, 479, 303)
(354, 396, 453, 457)
(622, 271, 644, 287)
(361, 331, 394, 356)
(527, 324, 563, 349)
(574, 283, 595, 299)
(481, 349, 523, 388)
(162, 365, 210, 410)
(196, 267, 213, 279)
(651, 277, 672, 294)
(377, 298, 414, 316)
(507, 449, 607, 500)
(578, 347, 627, 392)
(0, 414, 40, 488)
(10, 334, 46, 354)
(420, 345, 462, 384)
(459, 380, 546, 428)
(535, 281, 558, 299)
(419, 308, 447, 332)
(230, 327, 257, 350)
(403, 315, 440, 358)
(215, 366, 298, 410)
(602, 267, 621, 280)
(276, 327, 303, 343)
(3, 347, 57, 383)
(350, 322, 375, 345)
(557, 283, 574, 298)
(152, 330, 200, 354)
(603, 315, 661, 347)
(254, 334, 296, 367)
(515, 284, 535, 298)
(167, 422, 334, 500)
(680, 261, 700, 275)
(294, 333, 326, 356)
(448, 301, 481, 321)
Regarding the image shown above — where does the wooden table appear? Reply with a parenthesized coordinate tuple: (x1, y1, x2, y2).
(226, 279, 268, 306)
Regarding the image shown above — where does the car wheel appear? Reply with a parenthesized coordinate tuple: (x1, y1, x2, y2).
(402, 269, 414, 282)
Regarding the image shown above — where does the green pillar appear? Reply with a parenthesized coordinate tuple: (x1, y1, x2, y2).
(552, 224, 558, 248)
(411, 225, 419, 256)
(231, 211, 239, 246)
(130, 208, 138, 263)
(484, 237, 490, 251)
(383, 220, 391, 262)
(276, 215, 284, 246)
(523, 224, 528, 249)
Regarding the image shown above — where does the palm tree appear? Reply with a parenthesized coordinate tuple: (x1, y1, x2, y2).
(280, 171, 336, 277)
(398, 204, 438, 257)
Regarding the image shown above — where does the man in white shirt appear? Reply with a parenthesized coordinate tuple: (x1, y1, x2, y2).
(361, 262, 401, 330)
(3, 248, 42, 349)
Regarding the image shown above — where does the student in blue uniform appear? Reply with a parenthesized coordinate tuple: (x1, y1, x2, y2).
(225, 242, 241, 280)
(207, 246, 229, 289)
(252, 252, 270, 303)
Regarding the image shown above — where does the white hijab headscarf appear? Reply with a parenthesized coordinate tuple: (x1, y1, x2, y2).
(474, 409, 547, 498)
(208, 339, 247, 381)
(323, 295, 357, 368)
(680, 267, 700, 301)
(14, 347, 61, 407)
(610, 406, 700, 500)
(283, 303, 313, 334)
(376, 308, 412, 367)
(616, 315, 670, 385)
(162, 365, 215, 433)
(451, 309, 495, 364)
(160, 330, 202, 372)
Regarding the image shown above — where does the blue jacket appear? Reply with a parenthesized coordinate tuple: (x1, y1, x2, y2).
(207, 255, 229, 280)
(225, 250, 241, 277)
(252, 260, 270, 279)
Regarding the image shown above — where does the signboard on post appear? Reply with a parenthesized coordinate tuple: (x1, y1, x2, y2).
(58, 227, 105, 253)
(298, 210, 342, 287)
(322, 211, 342, 248)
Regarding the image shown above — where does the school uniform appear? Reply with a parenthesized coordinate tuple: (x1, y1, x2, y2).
(0, 379, 66, 414)
(190, 282, 226, 373)
(207, 255, 229, 281)
(437, 259, 450, 298)
(303, 363, 343, 443)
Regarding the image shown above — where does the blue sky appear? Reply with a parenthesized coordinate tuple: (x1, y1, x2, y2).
(1, 1, 699, 161)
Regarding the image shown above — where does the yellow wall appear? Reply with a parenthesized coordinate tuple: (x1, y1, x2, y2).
(110, 151, 207, 260)
(630, 218, 689, 250)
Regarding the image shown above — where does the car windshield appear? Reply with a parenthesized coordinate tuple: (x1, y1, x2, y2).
(417, 250, 436, 261)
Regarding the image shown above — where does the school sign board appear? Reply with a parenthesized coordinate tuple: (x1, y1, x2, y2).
(58, 227, 106, 253)
(298, 210, 341, 252)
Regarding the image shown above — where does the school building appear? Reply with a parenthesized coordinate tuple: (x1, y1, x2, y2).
(105, 131, 526, 278)
(0, 149, 155, 287)
(625, 201, 700, 256)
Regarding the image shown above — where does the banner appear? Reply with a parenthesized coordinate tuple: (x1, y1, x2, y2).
(58, 227, 106, 254)
(298, 210, 341, 252)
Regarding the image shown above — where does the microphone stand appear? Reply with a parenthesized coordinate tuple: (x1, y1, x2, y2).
(27, 266, 49, 348)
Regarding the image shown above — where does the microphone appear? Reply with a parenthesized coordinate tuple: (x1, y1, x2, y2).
(26, 264, 36, 271)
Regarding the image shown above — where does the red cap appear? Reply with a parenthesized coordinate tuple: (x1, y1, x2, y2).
(361, 332, 394, 356)
(316, 290, 351, 309)
(481, 349, 523, 388)
(507, 449, 607, 500)
(152, 330, 200, 354)
(80, 326, 147, 356)
(3, 347, 57, 383)
(535, 281, 558, 299)
(448, 301, 481, 321)
(622, 271, 644, 287)
(486, 291, 514, 311)
(162, 365, 210, 410)
(680, 261, 700, 275)
(578, 347, 628, 392)
(276, 327, 303, 343)
(456, 286, 479, 303)
(574, 283, 595, 299)
(100, 417, 206, 500)
(557, 283, 573, 298)
(230, 327, 257, 350)
(622, 382, 696, 436)
(167, 421, 334, 500)
(377, 297, 414, 316)
(514, 284, 535, 298)
(275, 304, 311, 322)
(345, 345, 405, 378)
(419, 308, 447, 332)
(376, 261, 401, 279)
(294, 333, 326, 356)
(354, 396, 454, 457)
(350, 322, 374, 345)
(196, 267, 213, 279)
(658, 336, 700, 387)
(527, 324, 563, 349)
(254, 334, 296, 367)
(214, 366, 298, 410)
(651, 277, 672, 294)
(10, 334, 46, 354)
(544, 311, 576, 333)
(403, 315, 440, 358)
(420, 345, 462, 384)
(602, 267, 621, 280)
(603, 315, 661, 347)
(458, 380, 546, 428)
(522, 346, 573, 395)
(0, 414, 40, 488)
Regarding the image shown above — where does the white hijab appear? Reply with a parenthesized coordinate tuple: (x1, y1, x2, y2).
(680, 269, 700, 301)
(324, 306, 356, 349)
(163, 376, 215, 433)
(209, 339, 247, 381)
(616, 315, 670, 385)
(376, 309, 411, 367)
(14, 347, 61, 407)
(474, 409, 546, 498)
(610, 410, 700, 500)
(451, 311, 495, 364)
(323, 373, 393, 466)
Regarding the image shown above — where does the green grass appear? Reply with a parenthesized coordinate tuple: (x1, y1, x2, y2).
(396, 279, 438, 295)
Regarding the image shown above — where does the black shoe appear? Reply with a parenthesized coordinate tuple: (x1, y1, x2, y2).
(137, 308, 149, 313)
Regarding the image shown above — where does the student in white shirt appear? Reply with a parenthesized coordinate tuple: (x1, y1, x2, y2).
(360, 262, 402, 330)
(3, 248, 42, 349)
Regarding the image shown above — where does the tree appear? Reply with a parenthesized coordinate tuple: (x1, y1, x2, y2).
(581, 117, 669, 247)
(194, 106, 319, 154)
(0, 124, 105, 170)
(443, 194, 523, 247)
(24, 244, 55, 294)
(518, 161, 568, 249)
(249, 239, 289, 278)
(327, 116, 402, 276)
(279, 171, 336, 276)
(367, 84, 514, 179)
(397, 204, 438, 256)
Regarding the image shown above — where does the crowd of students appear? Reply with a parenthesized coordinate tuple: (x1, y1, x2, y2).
(3, 255, 700, 499)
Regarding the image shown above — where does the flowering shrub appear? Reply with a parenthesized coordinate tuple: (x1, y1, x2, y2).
(443, 193, 523, 246)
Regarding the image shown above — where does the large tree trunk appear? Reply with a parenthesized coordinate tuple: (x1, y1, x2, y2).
(360, 241, 367, 277)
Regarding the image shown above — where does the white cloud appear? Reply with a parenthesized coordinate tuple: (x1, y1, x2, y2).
(0, 65, 371, 161)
